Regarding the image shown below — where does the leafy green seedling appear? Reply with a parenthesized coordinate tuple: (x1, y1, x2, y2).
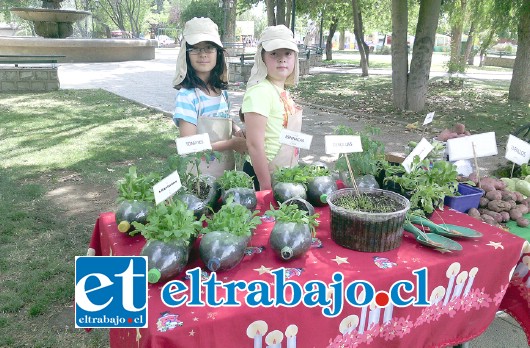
(265, 203, 320, 237)
(117, 166, 161, 203)
(204, 197, 261, 237)
(216, 170, 254, 190)
(131, 200, 204, 243)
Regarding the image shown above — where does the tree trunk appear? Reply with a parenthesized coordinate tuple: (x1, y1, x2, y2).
(509, 1, 530, 102)
(266, 0, 276, 26)
(448, 25, 463, 72)
(325, 17, 338, 61)
(463, 20, 475, 66)
(448, 0, 467, 73)
(352, 0, 369, 76)
(226, 0, 237, 42)
(406, 0, 441, 111)
(391, 0, 408, 110)
(339, 29, 345, 50)
(479, 28, 495, 67)
(285, 0, 292, 28)
(277, 0, 286, 25)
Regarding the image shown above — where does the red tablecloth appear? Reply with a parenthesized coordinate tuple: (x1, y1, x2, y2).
(87, 191, 530, 348)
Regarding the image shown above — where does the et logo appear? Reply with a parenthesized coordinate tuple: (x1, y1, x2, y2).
(75, 256, 148, 328)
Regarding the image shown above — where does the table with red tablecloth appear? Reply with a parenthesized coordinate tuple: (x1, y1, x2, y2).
(86, 190, 530, 348)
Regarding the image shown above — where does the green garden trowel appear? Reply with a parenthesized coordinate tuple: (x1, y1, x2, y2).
(403, 222, 463, 251)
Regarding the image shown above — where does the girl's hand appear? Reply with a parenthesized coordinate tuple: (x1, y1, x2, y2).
(231, 136, 248, 154)
(234, 129, 246, 138)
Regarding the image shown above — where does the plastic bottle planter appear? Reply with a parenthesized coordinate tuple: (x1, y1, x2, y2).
(273, 181, 307, 204)
(327, 188, 410, 252)
(178, 174, 220, 218)
(269, 222, 312, 261)
(115, 200, 152, 235)
(283, 197, 315, 217)
(306, 175, 338, 207)
(199, 232, 251, 272)
(339, 172, 380, 190)
(221, 188, 257, 210)
(141, 239, 190, 284)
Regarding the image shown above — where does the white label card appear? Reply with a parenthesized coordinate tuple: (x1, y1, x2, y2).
(423, 111, 435, 126)
(153, 170, 182, 205)
(447, 132, 498, 161)
(279, 129, 313, 150)
(324, 135, 363, 154)
(505, 134, 530, 166)
(175, 133, 212, 155)
(401, 138, 434, 173)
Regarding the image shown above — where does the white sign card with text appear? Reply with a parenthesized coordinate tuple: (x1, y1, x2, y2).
(324, 135, 363, 154)
(401, 138, 434, 173)
(153, 170, 182, 205)
(279, 129, 313, 150)
(447, 132, 498, 162)
(423, 111, 435, 126)
(176, 133, 212, 155)
(505, 134, 530, 166)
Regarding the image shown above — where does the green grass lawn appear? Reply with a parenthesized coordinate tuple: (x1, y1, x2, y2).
(292, 74, 528, 145)
(324, 50, 514, 73)
(0, 89, 177, 347)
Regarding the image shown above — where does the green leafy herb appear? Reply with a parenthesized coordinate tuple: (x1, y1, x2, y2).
(303, 164, 331, 177)
(117, 166, 161, 203)
(265, 203, 320, 236)
(334, 125, 387, 177)
(216, 170, 254, 190)
(273, 165, 311, 184)
(204, 197, 261, 237)
(131, 200, 204, 243)
(384, 157, 458, 214)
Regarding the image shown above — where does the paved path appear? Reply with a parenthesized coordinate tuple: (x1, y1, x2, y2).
(58, 49, 527, 347)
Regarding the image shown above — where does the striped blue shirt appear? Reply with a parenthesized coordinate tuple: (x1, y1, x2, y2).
(173, 88, 230, 126)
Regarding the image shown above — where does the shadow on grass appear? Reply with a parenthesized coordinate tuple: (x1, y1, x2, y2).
(0, 90, 180, 347)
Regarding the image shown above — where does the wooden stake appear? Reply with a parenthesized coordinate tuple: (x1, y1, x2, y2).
(472, 142, 481, 188)
(344, 153, 360, 195)
(510, 163, 515, 179)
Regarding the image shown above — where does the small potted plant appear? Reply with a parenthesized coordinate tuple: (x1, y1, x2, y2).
(199, 197, 262, 272)
(115, 166, 160, 234)
(327, 187, 410, 252)
(132, 200, 204, 283)
(266, 203, 319, 261)
(216, 170, 257, 210)
(334, 126, 386, 189)
(304, 163, 338, 207)
(167, 152, 221, 217)
(272, 165, 309, 203)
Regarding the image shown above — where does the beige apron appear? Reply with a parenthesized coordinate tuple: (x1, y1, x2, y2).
(267, 85, 303, 173)
(188, 90, 235, 178)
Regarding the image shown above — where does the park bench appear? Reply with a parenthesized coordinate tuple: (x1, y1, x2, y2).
(223, 42, 246, 57)
(0, 54, 65, 92)
(0, 54, 65, 67)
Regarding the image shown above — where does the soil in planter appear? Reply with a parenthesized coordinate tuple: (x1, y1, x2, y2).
(189, 178, 215, 200)
(334, 194, 401, 213)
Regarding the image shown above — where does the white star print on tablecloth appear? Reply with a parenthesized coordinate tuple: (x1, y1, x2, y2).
(486, 241, 504, 250)
(332, 256, 349, 265)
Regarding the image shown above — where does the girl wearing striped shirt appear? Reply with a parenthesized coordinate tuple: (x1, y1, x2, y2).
(173, 17, 246, 178)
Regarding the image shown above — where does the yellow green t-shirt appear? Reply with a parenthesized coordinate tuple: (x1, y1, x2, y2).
(241, 80, 288, 161)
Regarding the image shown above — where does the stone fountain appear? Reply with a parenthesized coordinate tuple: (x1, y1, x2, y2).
(10, 0, 91, 38)
(1, 0, 156, 63)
